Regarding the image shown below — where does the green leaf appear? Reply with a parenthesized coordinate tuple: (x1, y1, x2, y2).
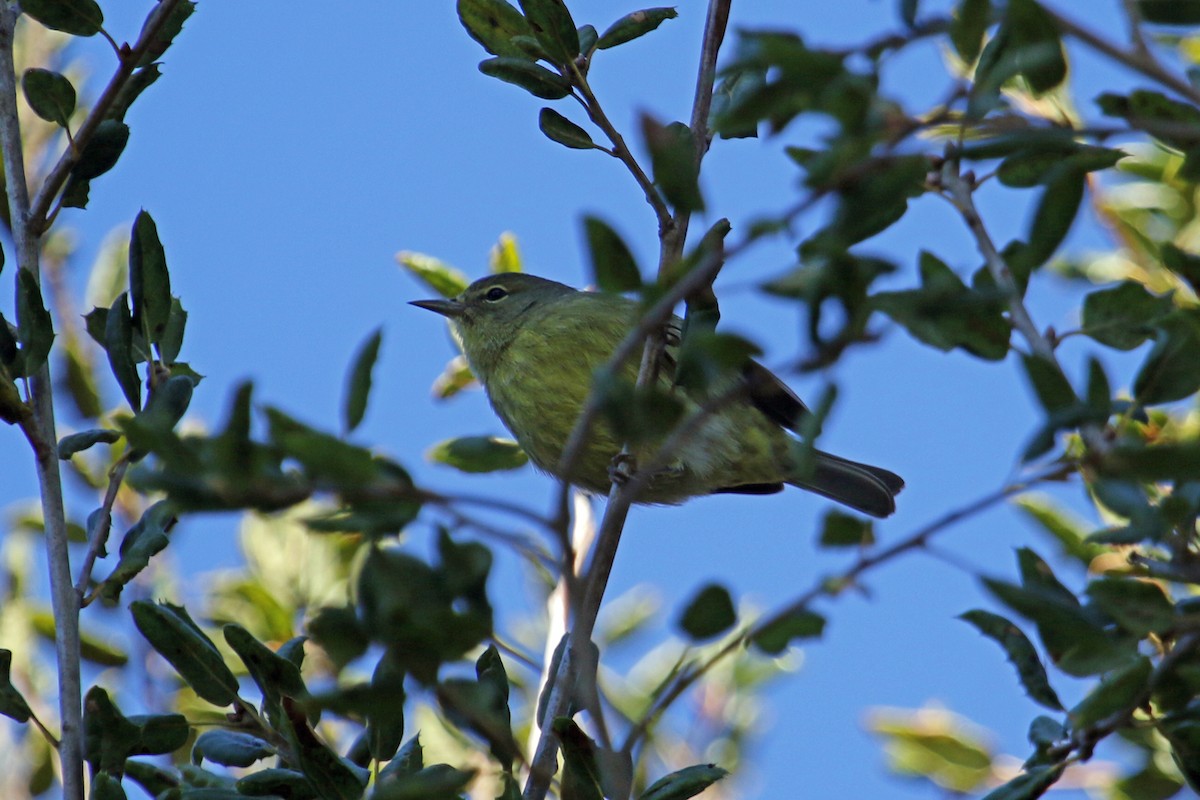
(83, 686, 140, 774)
(1068, 656, 1152, 729)
(22, 68, 76, 127)
(583, 216, 640, 291)
(57, 428, 121, 459)
(223, 624, 307, 723)
(192, 730, 276, 768)
(596, 8, 678, 50)
(129, 211, 173, 345)
(980, 764, 1065, 800)
(479, 57, 571, 99)
(109, 64, 161, 122)
(638, 764, 728, 800)
(280, 698, 367, 800)
(372, 764, 475, 799)
(959, 610, 1063, 710)
(135, 0, 196, 67)
(306, 606, 369, 672)
(1133, 310, 1200, 404)
(105, 293, 142, 411)
(871, 251, 1010, 360)
(0, 650, 32, 722)
(1019, 166, 1084, 270)
(518, 0, 579, 64)
(21, 0, 103, 35)
(158, 296, 188, 364)
(344, 327, 382, 433)
(397, 251, 469, 298)
(642, 116, 703, 213)
(539, 107, 598, 150)
(426, 435, 528, 473)
(678, 583, 736, 641)
(99, 501, 176, 603)
(235, 769, 316, 799)
(89, 772, 127, 800)
(1001, 0, 1066, 94)
(367, 650, 408, 762)
(130, 601, 239, 707)
(949, 0, 991, 63)
(1020, 354, 1076, 414)
(751, 609, 825, 654)
(819, 508, 875, 547)
(1081, 281, 1173, 350)
(1137, 0, 1200, 25)
(1085, 577, 1175, 637)
(982, 578, 1135, 676)
(553, 718, 603, 800)
(378, 734, 424, 783)
(457, 0, 536, 59)
(16, 269, 54, 378)
(70, 119, 130, 180)
(1012, 494, 1106, 566)
(1163, 244, 1200, 295)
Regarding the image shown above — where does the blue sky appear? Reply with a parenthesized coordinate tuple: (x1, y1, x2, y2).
(0, 1, 1155, 797)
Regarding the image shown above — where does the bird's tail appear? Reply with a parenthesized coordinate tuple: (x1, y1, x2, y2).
(788, 450, 905, 519)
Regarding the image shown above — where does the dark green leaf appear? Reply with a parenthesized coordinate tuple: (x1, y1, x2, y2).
(1068, 656, 1152, 729)
(71, 119, 129, 180)
(89, 772, 127, 800)
(223, 623, 307, 724)
(0, 650, 31, 722)
(539, 107, 598, 150)
(157, 297, 187, 364)
(192, 730, 276, 768)
(751, 609, 825, 654)
(136, 374, 194, 437)
(124, 760, 180, 797)
(642, 116, 703, 212)
(426, 435, 528, 473)
(1081, 281, 1173, 351)
(553, 718, 603, 800)
(22, 68, 75, 127)
(1137, 0, 1200, 25)
(135, 0, 196, 67)
(819, 509, 875, 547)
(1003, 0, 1066, 94)
(949, 0, 991, 63)
(21, 0, 103, 35)
(983, 578, 1135, 676)
(367, 650, 407, 762)
(109, 64, 161, 123)
(979, 764, 1065, 800)
(577, 24, 598, 54)
(83, 686, 140, 774)
(518, 0, 579, 63)
(378, 734, 424, 783)
(596, 8, 678, 50)
(583, 216, 640, 291)
(16, 269, 54, 377)
(1020, 354, 1076, 413)
(871, 251, 1010, 360)
(280, 697, 367, 800)
(1134, 310, 1200, 404)
(99, 501, 175, 603)
(1163, 244, 1200, 295)
(900, 0, 919, 27)
(959, 610, 1063, 710)
(306, 606, 369, 672)
(457, 0, 536, 59)
(130, 601, 239, 707)
(105, 293, 142, 411)
(638, 764, 729, 800)
(1086, 578, 1174, 637)
(479, 56, 571, 99)
(57, 428, 120, 459)
(344, 327, 382, 433)
(1020, 166, 1084, 270)
(372, 764, 475, 800)
(678, 583, 736, 641)
(129, 211, 172, 344)
(995, 144, 1123, 189)
(235, 769, 317, 799)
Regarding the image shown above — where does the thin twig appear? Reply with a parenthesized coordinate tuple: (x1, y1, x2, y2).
(1044, 6, 1200, 107)
(621, 463, 1074, 753)
(28, 0, 186, 229)
(74, 460, 129, 598)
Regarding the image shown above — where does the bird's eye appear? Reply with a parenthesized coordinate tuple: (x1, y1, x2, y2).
(484, 287, 508, 302)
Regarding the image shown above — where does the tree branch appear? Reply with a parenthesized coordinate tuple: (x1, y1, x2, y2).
(0, 6, 82, 797)
(28, 0, 186, 229)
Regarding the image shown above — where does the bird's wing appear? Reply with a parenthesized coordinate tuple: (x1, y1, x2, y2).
(659, 319, 809, 432)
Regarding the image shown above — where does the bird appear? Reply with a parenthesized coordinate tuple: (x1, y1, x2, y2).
(411, 273, 903, 517)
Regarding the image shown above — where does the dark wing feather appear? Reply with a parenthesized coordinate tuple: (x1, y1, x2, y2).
(743, 360, 809, 432)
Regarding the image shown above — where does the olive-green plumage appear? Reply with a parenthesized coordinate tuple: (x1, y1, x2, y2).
(411, 273, 903, 517)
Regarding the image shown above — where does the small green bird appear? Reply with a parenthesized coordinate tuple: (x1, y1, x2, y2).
(412, 273, 903, 517)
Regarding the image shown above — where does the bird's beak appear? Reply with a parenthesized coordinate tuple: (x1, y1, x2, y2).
(409, 298, 465, 318)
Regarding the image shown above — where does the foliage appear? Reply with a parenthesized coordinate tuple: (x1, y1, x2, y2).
(4, 0, 1200, 799)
